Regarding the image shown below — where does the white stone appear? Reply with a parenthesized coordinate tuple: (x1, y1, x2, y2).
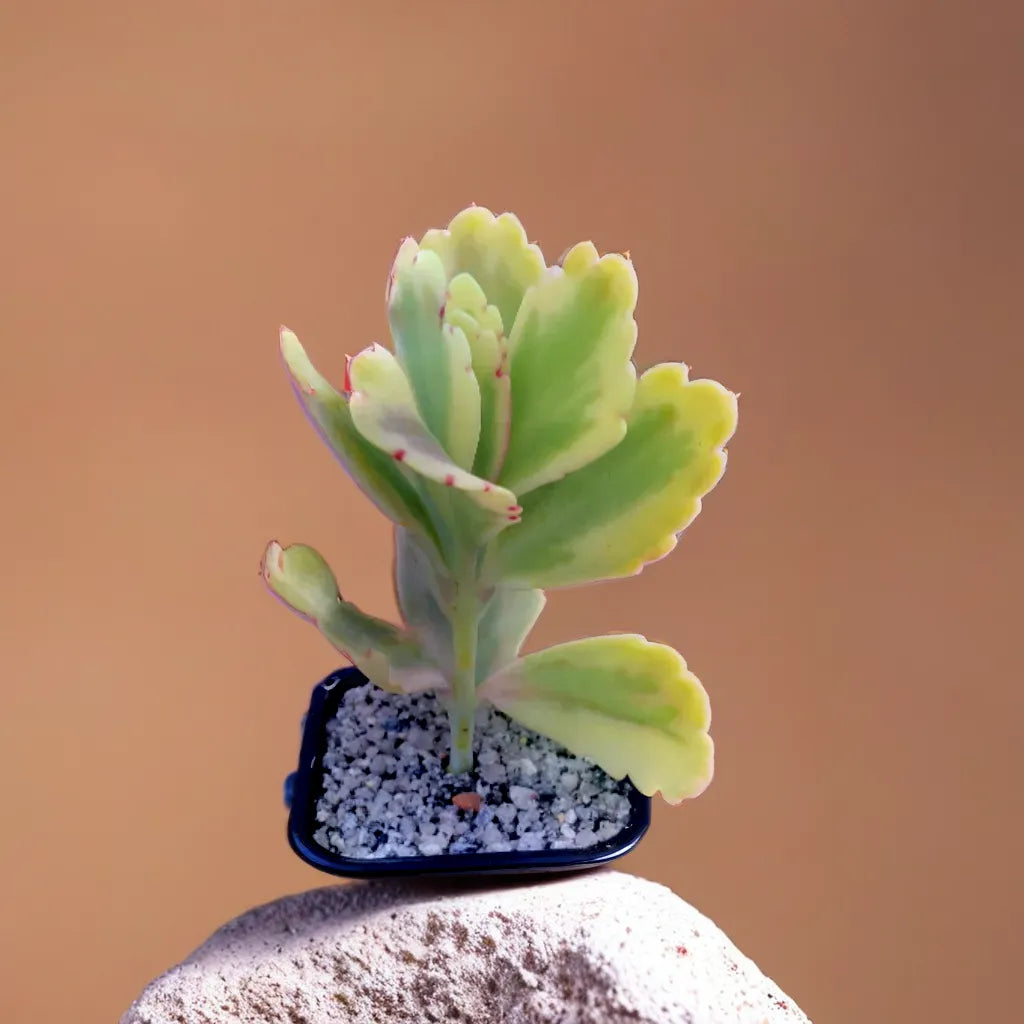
(509, 784, 537, 810)
(573, 827, 598, 848)
(120, 871, 809, 1024)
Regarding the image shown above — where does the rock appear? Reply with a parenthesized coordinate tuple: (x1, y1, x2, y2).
(120, 871, 809, 1023)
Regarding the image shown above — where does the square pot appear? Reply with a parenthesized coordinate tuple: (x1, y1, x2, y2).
(285, 666, 651, 878)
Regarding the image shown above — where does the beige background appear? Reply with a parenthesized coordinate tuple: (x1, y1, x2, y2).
(2, 3, 1021, 1022)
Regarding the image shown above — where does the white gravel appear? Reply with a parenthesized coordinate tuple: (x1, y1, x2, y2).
(313, 682, 633, 859)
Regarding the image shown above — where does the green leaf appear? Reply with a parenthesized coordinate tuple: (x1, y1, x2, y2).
(278, 328, 442, 558)
(347, 342, 521, 538)
(443, 272, 511, 481)
(419, 205, 546, 344)
(485, 362, 737, 589)
(387, 240, 481, 470)
(261, 541, 445, 694)
(475, 585, 546, 684)
(498, 243, 639, 495)
(393, 526, 453, 674)
(478, 634, 713, 803)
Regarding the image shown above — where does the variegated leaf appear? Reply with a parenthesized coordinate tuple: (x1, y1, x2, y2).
(393, 526, 453, 673)
(278, 328, 443, 557)
(485, 362, 737, 589)
(498, 243, 639, 495)
(475, 585, 546, 684)
(261, 541, 444, 695)
(443, 272, 511, 481)
(419, 205, 546, 343)
(347, 343, 521, 539)
(387, 240, 481, 470)
(479, 634, 713, 803)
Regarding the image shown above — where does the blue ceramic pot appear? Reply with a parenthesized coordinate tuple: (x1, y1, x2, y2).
(284, 667, 651, 878)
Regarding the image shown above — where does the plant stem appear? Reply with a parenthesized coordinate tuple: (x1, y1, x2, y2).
(447, 573, 480, 775)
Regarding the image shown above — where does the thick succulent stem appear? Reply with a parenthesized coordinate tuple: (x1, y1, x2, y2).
(446, 569, 481, 774)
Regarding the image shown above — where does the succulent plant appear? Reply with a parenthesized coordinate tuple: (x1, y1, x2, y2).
(262, 206, 737, 803)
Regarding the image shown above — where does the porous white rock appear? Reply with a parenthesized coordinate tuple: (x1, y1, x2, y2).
(120, 871, 809, 1023)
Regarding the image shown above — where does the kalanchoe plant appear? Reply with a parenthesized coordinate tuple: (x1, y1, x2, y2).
(262, 206, 737, 804)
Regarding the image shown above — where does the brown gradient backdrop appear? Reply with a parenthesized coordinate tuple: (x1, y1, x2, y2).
(2, 3, 1021, 1022)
